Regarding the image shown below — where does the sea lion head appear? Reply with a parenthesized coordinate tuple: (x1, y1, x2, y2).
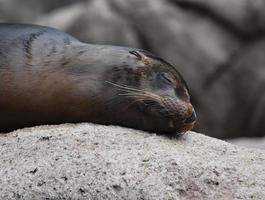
(106, 49, 196, 135)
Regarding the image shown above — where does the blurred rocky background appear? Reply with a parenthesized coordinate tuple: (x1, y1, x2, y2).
(1, 0, 265, 142)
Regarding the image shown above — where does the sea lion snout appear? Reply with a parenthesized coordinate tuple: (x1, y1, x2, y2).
(158, 96, 196, 132)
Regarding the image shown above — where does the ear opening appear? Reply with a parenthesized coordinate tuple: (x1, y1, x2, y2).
(129, 50, 142, 60)
(129, 50, 150, 64)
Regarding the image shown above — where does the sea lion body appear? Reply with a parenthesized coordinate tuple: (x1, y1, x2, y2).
(0, 23, 196, 134)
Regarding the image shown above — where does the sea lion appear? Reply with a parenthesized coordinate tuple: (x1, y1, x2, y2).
(0, 23, 196, 134)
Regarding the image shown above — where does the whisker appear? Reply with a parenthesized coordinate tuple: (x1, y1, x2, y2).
(105, 81, 146, 93)
(118, 93, 144, 96)
(120, 94, 163, 105)
(119, 91, 161, 99)
(106, 81, 163, 101)
(105, 81, 173, 114)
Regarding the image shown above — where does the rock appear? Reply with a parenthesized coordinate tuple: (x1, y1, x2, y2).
(37, 0, 141, 47)
(36, 3, 86, 31)
(223, 40, 265, 138)
(173, 0, 265, 36)
(0, 0, 43, 22)
(1, 123, 265, 199)
(36, 0, 88, 13)
(0, 0, 88, 22)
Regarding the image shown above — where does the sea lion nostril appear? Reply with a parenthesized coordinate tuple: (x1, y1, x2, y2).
(184, 111, 196, 124)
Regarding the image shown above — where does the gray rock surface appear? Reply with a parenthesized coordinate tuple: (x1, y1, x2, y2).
(0, 0, 87, 22)
(37, 0, 140, 47)
(1, 123, 265, 199)
(223, 40, 265, 138)
(173, 0, 265, 35)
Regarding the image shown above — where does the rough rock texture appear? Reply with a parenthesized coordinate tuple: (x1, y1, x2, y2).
(1, 123, 265, 199)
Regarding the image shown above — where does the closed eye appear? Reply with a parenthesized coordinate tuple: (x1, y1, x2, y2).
(161, 72, 176, 85)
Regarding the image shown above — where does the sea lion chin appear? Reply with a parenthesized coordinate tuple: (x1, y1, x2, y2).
(0, 23, 196, 135)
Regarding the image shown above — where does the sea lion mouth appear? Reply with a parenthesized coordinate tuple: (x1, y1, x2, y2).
(184, 111, 196, 124)
(106, 81, 196, 134)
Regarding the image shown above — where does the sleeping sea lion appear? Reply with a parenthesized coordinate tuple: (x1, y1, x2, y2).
(0, 23, 196, 134)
